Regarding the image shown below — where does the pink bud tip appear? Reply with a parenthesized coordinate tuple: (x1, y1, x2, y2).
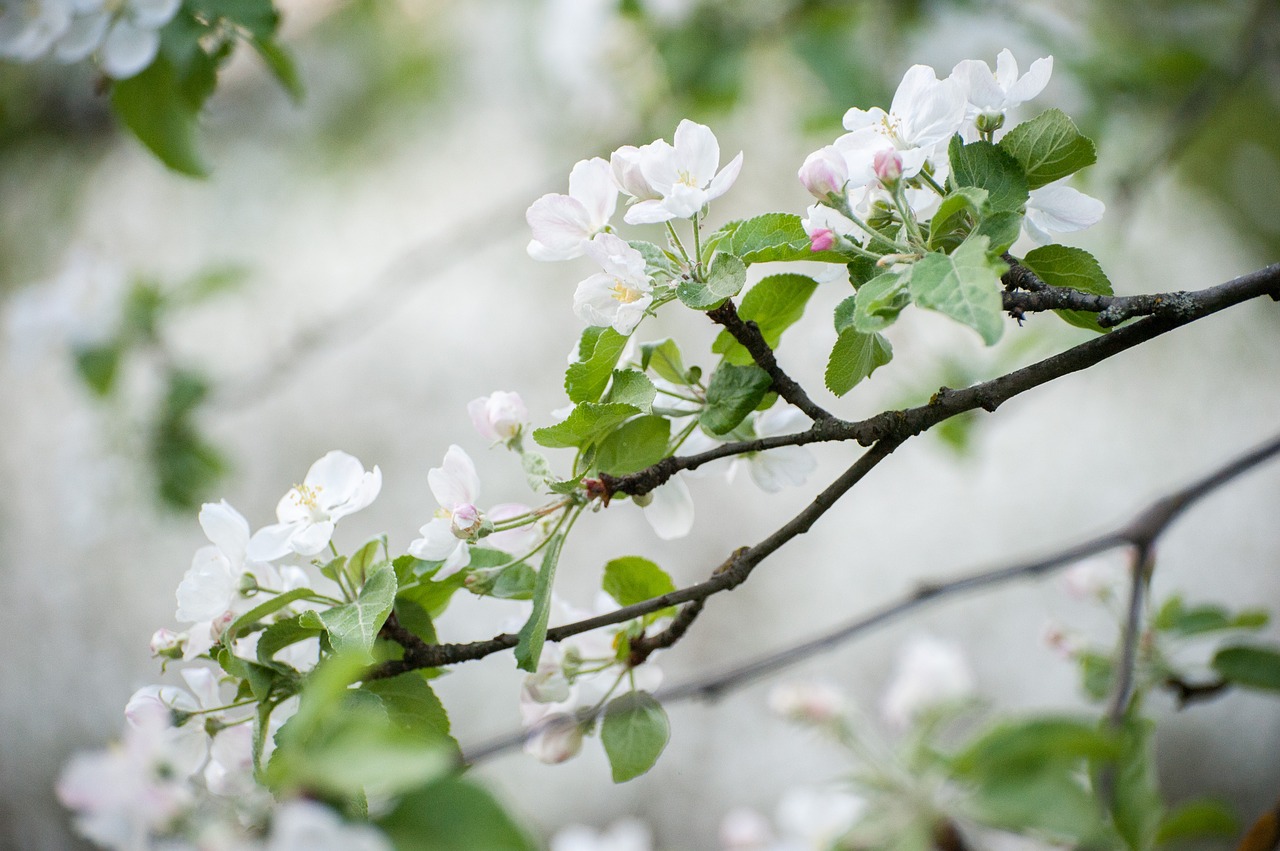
(810, 229, 836, 252)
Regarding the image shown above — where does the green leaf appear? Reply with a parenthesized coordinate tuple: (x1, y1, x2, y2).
(379, 779, 539, 851)
(318, 562, 397, 659)
(639, 339, 689, 385)
(724, 213, 850, 265)
(629, 240, 678, 277)
(521, 450, 554, 492)
(345, 537, 384, 587)
(999, 108, 1098, 189)
(397, 570, 468, 619)
(188, 0, 278, 38)
(909, 236, 1008, 345)
(964, 770, 1106, 843)
(249, 36, 304, 102)
(601, 691, 670, 782)
(952, 716, 1121, 776)
(603, 369, 657, 411)
(1108, 717, 1163, 851)
(489, 562, 538, 600)
(514, 533, 566, 673)
(73, 342, 124, 396)
(593, 415, 671, 475)
(974, 210, 1023, 255)
(712, 274, 820, 365)
(927, 186, 989, 253)
(1153, 595, 1270, 636)
(533, 403, 640, 449)
(699, 362, 771, 435)
(1156, 800, 1238, 844)
(676, 251, 746, 310)
(364, 674, 453, 741)
(1079, 650, 1114, 702)
(1020, 244, 1115, 333)
(256, 615, 323, 668)
(216, 647, 284, 702)
(111, 56, 209, 177)
(566, 327, 628, 404)
(845, 267, 912, 334)
(825, 329, 892, 396)
(392, 597, 438, 644)
(602, 556, 676, 607)
(1212, 644, 1280, 691)
(222, 587, 315, 646)
(948, 136, 1029, 213)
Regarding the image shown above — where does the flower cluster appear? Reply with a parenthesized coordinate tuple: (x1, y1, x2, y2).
(0, 0, 179, 79)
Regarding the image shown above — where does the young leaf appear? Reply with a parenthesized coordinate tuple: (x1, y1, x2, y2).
(593, 415, 671, 475)
(846, 268, 912, 334)
(1212, 644, 1280, 692)
(379, 779, 539, 851)
(927, 186, 989, 253)
(909, 236, 1008, 345)
(1156, 800, 1238, 844)
(601, 691, 670, 783)
(1108, 718, 1163, 851)
(73, 342, 124, 396)
(724, 212, 849, 265)
(711, 274, 820, 365)
(318, 562, 397, 658)
(629, 240, 678, 277)
(639, 338, 689, 385)
(221, 587, 315, 647)
(364, 674, 454, 742)
(825, 329, 892, 396)
(566, 327, 629, 404)
(677, 251, 746, 310)
(1020, 244, 1114, 333)
(111, 57, 209, 177)
(256, 615, 323, 668)
(999, 108, 1098, 189)
(604, 369, 657, 412)
(533, 402, 641, 449)
(602, 556, 676, 607)
(515, 533, 567, 673)
(948, 137, 1029, 213)
(699, 363, 771, 435)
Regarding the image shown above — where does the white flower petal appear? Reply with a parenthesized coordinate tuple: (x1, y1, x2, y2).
(622, 198, 676, 225)
(98, 18, 158, 79)
(408, 518, 463, 562)
(526, 194, 594, 260)
(642, 475, 694, 540)
(566, 157, 618, 230)
(51, 11, 107, 62)
(176, 547, 236, 623)
(198, 500, 250, 564)
(246, 521, 302, 563)
(289, 519, 335, 555)
(430, 444, 479, 509)
(674, 118, 720, 185)
(1005, 55, 1052, 107)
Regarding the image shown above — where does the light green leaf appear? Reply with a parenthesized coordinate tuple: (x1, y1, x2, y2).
(601, 691, 670, 783)
(952, 716, 1121, 776)
(364, 674, 453, 741)
(1212, 644, 1280, 692)
(514, 533, 566, 672)
(346, 537, 384, 587)
(379, 779, 539, 851)
(846, 267, 912, 334)
(256, 615, 323, 668)
(712, 274, 820, 365)
(909, 236, 1008, 345)
(532, 403, 640, 449)
(566, 327, 629, 404)
(1156, 800, 1238, 844)
(629, 240, 678, 277)
(639, 338, 689, 385)
(73, 342, 124, 396)
(593, 415, 671, 476)
(521, 450, 554, 492)
(1021, 244, 1114, 333)
(222, 587, 315, 647)
(825, 329, 892, 396)
(677, 251, 746, 310)
(999, 108, 1098, 189)
(489, 562, 537, 600)
(318, 562, 397, 658)
(1153, 595, 1270, 636)
(974, 209, 1023, 255)
(927, 186, 989, 253)
(948, 137, 1029, 213)
(604, 369, 657, 411)
(216, 647, 283, 702)
(602, 556, 676, 608)
(723, 213, 850, 265)
(111, 56, 208, 177)
(397, 570, 468, 620)
(699, 362, 771, 435)
(1108, 717, 1163, 851)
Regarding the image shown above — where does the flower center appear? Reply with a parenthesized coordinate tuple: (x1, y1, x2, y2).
(611, 278, 643, 304)
(292, 483, 323, 510)
(676, 169, 699, 188)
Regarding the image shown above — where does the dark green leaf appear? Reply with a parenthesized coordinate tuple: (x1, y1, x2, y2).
(601, 691, 670, 783)
(397, 570, 468, 619)
(1212, 644, 1280, 692)
(566, 327, 628, 404)
(1021, 244, 1115, 333)
(364, 674, 453, 741)
(948, 137, 1029, 213)
(677, 251, 746, 310)
(256, 615, 323, 668)
(909, 236, 1008, 345)
(593, 415, 671, 476)
(712, 274, 820, 365)
(845, 268, 912, 333)
(699, 362, 771, 435)
(514, 533, 566, 672)
(927, 186, 988, 253)
(392, 597, 438, 644)
(111, 56, 208, 177)
(489, 562, 538, 600)
(999, 108, 1098, 189)
(379, 779, 539, 851)
(825, 329, 892, 396)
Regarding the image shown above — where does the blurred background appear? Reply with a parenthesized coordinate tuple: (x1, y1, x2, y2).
(1, 0, 1278, 847)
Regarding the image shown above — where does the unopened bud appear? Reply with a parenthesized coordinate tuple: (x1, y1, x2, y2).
(798, 147, 848, 200)
(873, 149, 903, 187)
(975, 111, 1005, 134)
(809, 228, 837, 253)
(149, 628, 185, 660)
(450, 503, 485, 539)
(525, 712, 585, 764)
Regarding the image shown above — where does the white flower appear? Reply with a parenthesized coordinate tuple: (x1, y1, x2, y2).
(719, 807, 775, 850)
(527, 157, 618, 261)
(1024, 179, 1105, 244)
(485, 501, 540, 553)
(951, 49, 1052, 127)
(801, 202, 858, 253)
(5, 249, 125, 366)
(552, 819, 652, 851)
(204, 723, 257, 798)
(573, 233, 654, 335)
(408, 445, 483, 578)
(775, 787, 865, 849)
(266, 800, 392, 851)
(247, 451, 382, 561)
(768, 680, 846, 725)
(0, 0, 71, 62)
(880, 635, 975, 727)
(468, 390, 528, 444)
(624, 119, 744, 224)
(839, 64, 966, 184)
(611, 143, 662, 202)
(738, 406, 817, 493)
(56, 0, 181, 79)
(641, 472, 694, 540)
(1061, 555, 1121, 600)
(176, 500, 256, 623)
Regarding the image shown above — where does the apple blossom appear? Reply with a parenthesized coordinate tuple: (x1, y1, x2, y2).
(246, 451, 382, 561)
(1024, 179, 1106, 244)
(684, 405, 817, 494)
(552, 819, 653, 851)
(468, 390, 528, 444)
(611, 143, 663, 202)
(265, 800, 393, 851)
(409, 444, 484, 577)
(719, 807, 775, 850)
(767, 680, 846, 725)
(951, 49, 1053, 131)
(53, 0, 181, 79)
(1062, 555, 1121, 600)
(623, 119, 744, 224)
(573, 233, 655, 336)
(527, 157, 619, 261)
(149, 628, 185, 660)
(0, 0, 71, 62)
(797, 145, 848, 200)
(774, 787, 866, 850)
(801, 202, 859, 253)
(640, 472, 694, 539)
(880, 635, 975, 727)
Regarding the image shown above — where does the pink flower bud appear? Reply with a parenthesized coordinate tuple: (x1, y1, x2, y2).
(468, 391, 528, 443)
(873, 148, 904, 186)
(798, 146, 848, 200)
(524, 713, 584, 764)
(809, 228, 836, 252)
(450, 503, 483, 539)
(149, 629, 185, 659)
(768, 680, 846, 724)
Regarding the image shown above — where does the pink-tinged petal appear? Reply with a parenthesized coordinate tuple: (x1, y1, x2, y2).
(468, 397, 498, 442)
(610, 144, 659, 200)
(809, 229, 835, 252)
(486, 503, 540, 552)
(526, 194, 593, 260)
(643, 475, 694, 540)
(706, 151, 744, 202)
(246, 521, 302, 562)
(198, 500, 249, 563)
(408, 518, 462, 562)
(304, 450, 364, 506)
(567, 157, 618, 229)
(673, 119, 721, 185)
(623, 198, 676, 225)
(289, 519, 335, 555)
(98, 18, 158, 79)
(125, 685, 199, 727)
(798, 146, 847, 199)
(430, 445, 479, 508)
(1005, 55, 1052, 107)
